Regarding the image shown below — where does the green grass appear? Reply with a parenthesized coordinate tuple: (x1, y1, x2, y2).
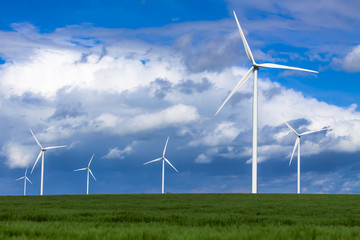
(0, 194, 360, 239)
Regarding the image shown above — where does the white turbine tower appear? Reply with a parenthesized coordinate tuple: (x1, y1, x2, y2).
(30, 129, 67, 196)
(16, 166, 32, 196)
(144, 137, 178, 194)
(74, 153, 96, 195)
(284, 120, 327, 194)
(215, 11, 318, 193)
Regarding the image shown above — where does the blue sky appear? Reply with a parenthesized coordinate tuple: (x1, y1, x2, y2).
(1, 0, 360, 195)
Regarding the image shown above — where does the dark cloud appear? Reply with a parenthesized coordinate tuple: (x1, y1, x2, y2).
(10, 92, 45, 105)
(175, 78, 213, 95)
(48, 102, 87, 121)
(149, 77, 213, 98)
(263, 86, 282, 100)
(175, 33, 244, 73)
(258, 124, 283, 145)
(149, 78, 172, 98)
(228, 92, 252, 107)
(75, 52, 92, 64)
(98, 46, 107, 61)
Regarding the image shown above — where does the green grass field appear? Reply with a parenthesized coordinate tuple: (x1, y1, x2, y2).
(0, 194, 360, 239)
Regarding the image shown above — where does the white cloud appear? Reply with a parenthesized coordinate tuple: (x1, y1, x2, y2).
(1, 22, 360, 170)
(342, 45, 360, 72)
(1, 141, 37, 169)
(128, 104, 199, 132)
(190, 122, 242, 147)
(195, 154, 211, 164)
(87, 104, 199, 136)
(94, 113, 119, 129)
(103, 141, 137, 159)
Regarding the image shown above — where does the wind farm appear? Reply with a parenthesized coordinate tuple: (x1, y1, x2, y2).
(1, 1, 360, 239)
(1, 3, 355, 196)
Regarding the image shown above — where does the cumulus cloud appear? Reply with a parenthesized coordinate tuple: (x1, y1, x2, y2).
(127, 104, 199, 132)
(190, 122, 242, 147)
(187, 75, 360, 164)
(1, 141, 37, 169)
(342, 45, 360, 72)
(103, 141, 137, 159)
(195, 154, 211, 164)
(194, 148, 219, 164)
(1, 21, 360, 174)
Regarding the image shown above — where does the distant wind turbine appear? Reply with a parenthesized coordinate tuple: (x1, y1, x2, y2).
(284, 120, 327, 194)
(30, 129, 67, 196)
(74, 153, 96, 195)
(16, 166, 32, 196)
(144, 137, 178, 194)
(215, 11, 318, 193)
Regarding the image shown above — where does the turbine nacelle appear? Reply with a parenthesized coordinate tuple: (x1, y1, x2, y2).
(30, 129, 67, 174)
(143, 137, 178, 173)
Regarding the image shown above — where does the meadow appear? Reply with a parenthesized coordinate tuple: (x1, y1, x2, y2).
(0, 193, 359, 239)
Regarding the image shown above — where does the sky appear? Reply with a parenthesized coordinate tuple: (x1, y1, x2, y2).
(1, 0, 360, 195)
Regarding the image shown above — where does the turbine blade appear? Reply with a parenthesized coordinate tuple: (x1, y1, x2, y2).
(44, 145, 67, 150)
(233, 11, 255, 64)
(300, 128, 327, 136)
(26, 177, 32, 184)
(143, 157, 162, 165)
(74, 168, 87, 171)
(164, 158, 178, 172)
(89, 169, 96, 181)
(284, 121, 299, 136)
(31, 151, 42, 174)
(88, 153, 95, 167)
(289, 137, 299, 166)
(25, 166, 28, 176)
(16, 176, 25, 181)
(163, 137, 169, 157)
(30, 129, 43, 149)
(215, 66, 254, 115)
(257, 63, 318, 73)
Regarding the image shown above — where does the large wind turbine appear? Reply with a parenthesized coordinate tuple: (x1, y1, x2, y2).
(215, 11, 318, 193)
(74, 153, 96, 195)
(284, 120, 327, 194)
(144, 137, 178, 194)
(16, 166, 32, 196)
(30, 129, 67, 195)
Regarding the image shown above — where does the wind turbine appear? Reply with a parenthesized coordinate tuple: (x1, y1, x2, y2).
(144, 137, 178, 194)
(74, 153, 96, 195)
(16, 166, 32, 196)
(284, 120, 327, 194)
(30, 129, 67, 196)
(215, 11, 318, 193)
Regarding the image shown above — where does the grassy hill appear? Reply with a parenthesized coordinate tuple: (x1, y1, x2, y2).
(0, 193, 360, 239)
